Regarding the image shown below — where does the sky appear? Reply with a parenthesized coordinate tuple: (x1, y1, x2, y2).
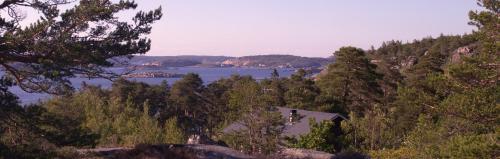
(21, 0, 483, 57)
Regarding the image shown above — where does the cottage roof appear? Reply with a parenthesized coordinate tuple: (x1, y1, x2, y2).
(223, 107, 347, 137)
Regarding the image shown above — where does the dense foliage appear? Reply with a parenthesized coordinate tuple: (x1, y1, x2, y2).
(0, 78, 97, 158)
(44, 80, 185, 147)
(286, 119, 340, 153)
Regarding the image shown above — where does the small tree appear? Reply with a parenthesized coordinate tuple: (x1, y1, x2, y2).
(287, 118, 338, 153)
(225, 79, 284, 154)
(163, 117, 185, 144)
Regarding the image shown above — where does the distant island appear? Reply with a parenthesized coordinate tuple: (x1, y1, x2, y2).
(126, 55, 334, 69)
(121, 71, 185, 78)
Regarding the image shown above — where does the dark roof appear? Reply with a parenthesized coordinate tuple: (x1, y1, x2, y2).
(223, 107, 347, 137)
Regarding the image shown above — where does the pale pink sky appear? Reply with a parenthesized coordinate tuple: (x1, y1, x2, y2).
(18, 0, 481, 57)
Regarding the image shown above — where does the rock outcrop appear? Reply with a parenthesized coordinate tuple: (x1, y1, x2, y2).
(450, 46, 474, 63)
(400, 56, 417, 69)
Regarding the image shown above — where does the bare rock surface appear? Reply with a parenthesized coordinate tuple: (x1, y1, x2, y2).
(78, 144, 254, 159)
(188, 144, 254, 159)
(77, 144, 338, 159)
(278, 148, 335, 159)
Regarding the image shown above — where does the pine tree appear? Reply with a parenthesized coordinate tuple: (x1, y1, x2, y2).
(284, 69, 320, 110)
(169, 73, 207, 135)
(437, 0, 498, 137)
(0, 0, 162, 94)
(317, 47, 383, 115)
(261, 69, 287, 107)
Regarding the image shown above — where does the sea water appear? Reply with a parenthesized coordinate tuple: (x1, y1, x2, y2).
(6, 67, 296, 104)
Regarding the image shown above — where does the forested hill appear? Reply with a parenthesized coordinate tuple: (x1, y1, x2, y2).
(221, 55, 332, 68)
(128, 55, 233, 67)
(128, 35, 474, 69)
(314, 35, 478, 79)
(127, 55, 333, 68)
(367, 34, 477, 74)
